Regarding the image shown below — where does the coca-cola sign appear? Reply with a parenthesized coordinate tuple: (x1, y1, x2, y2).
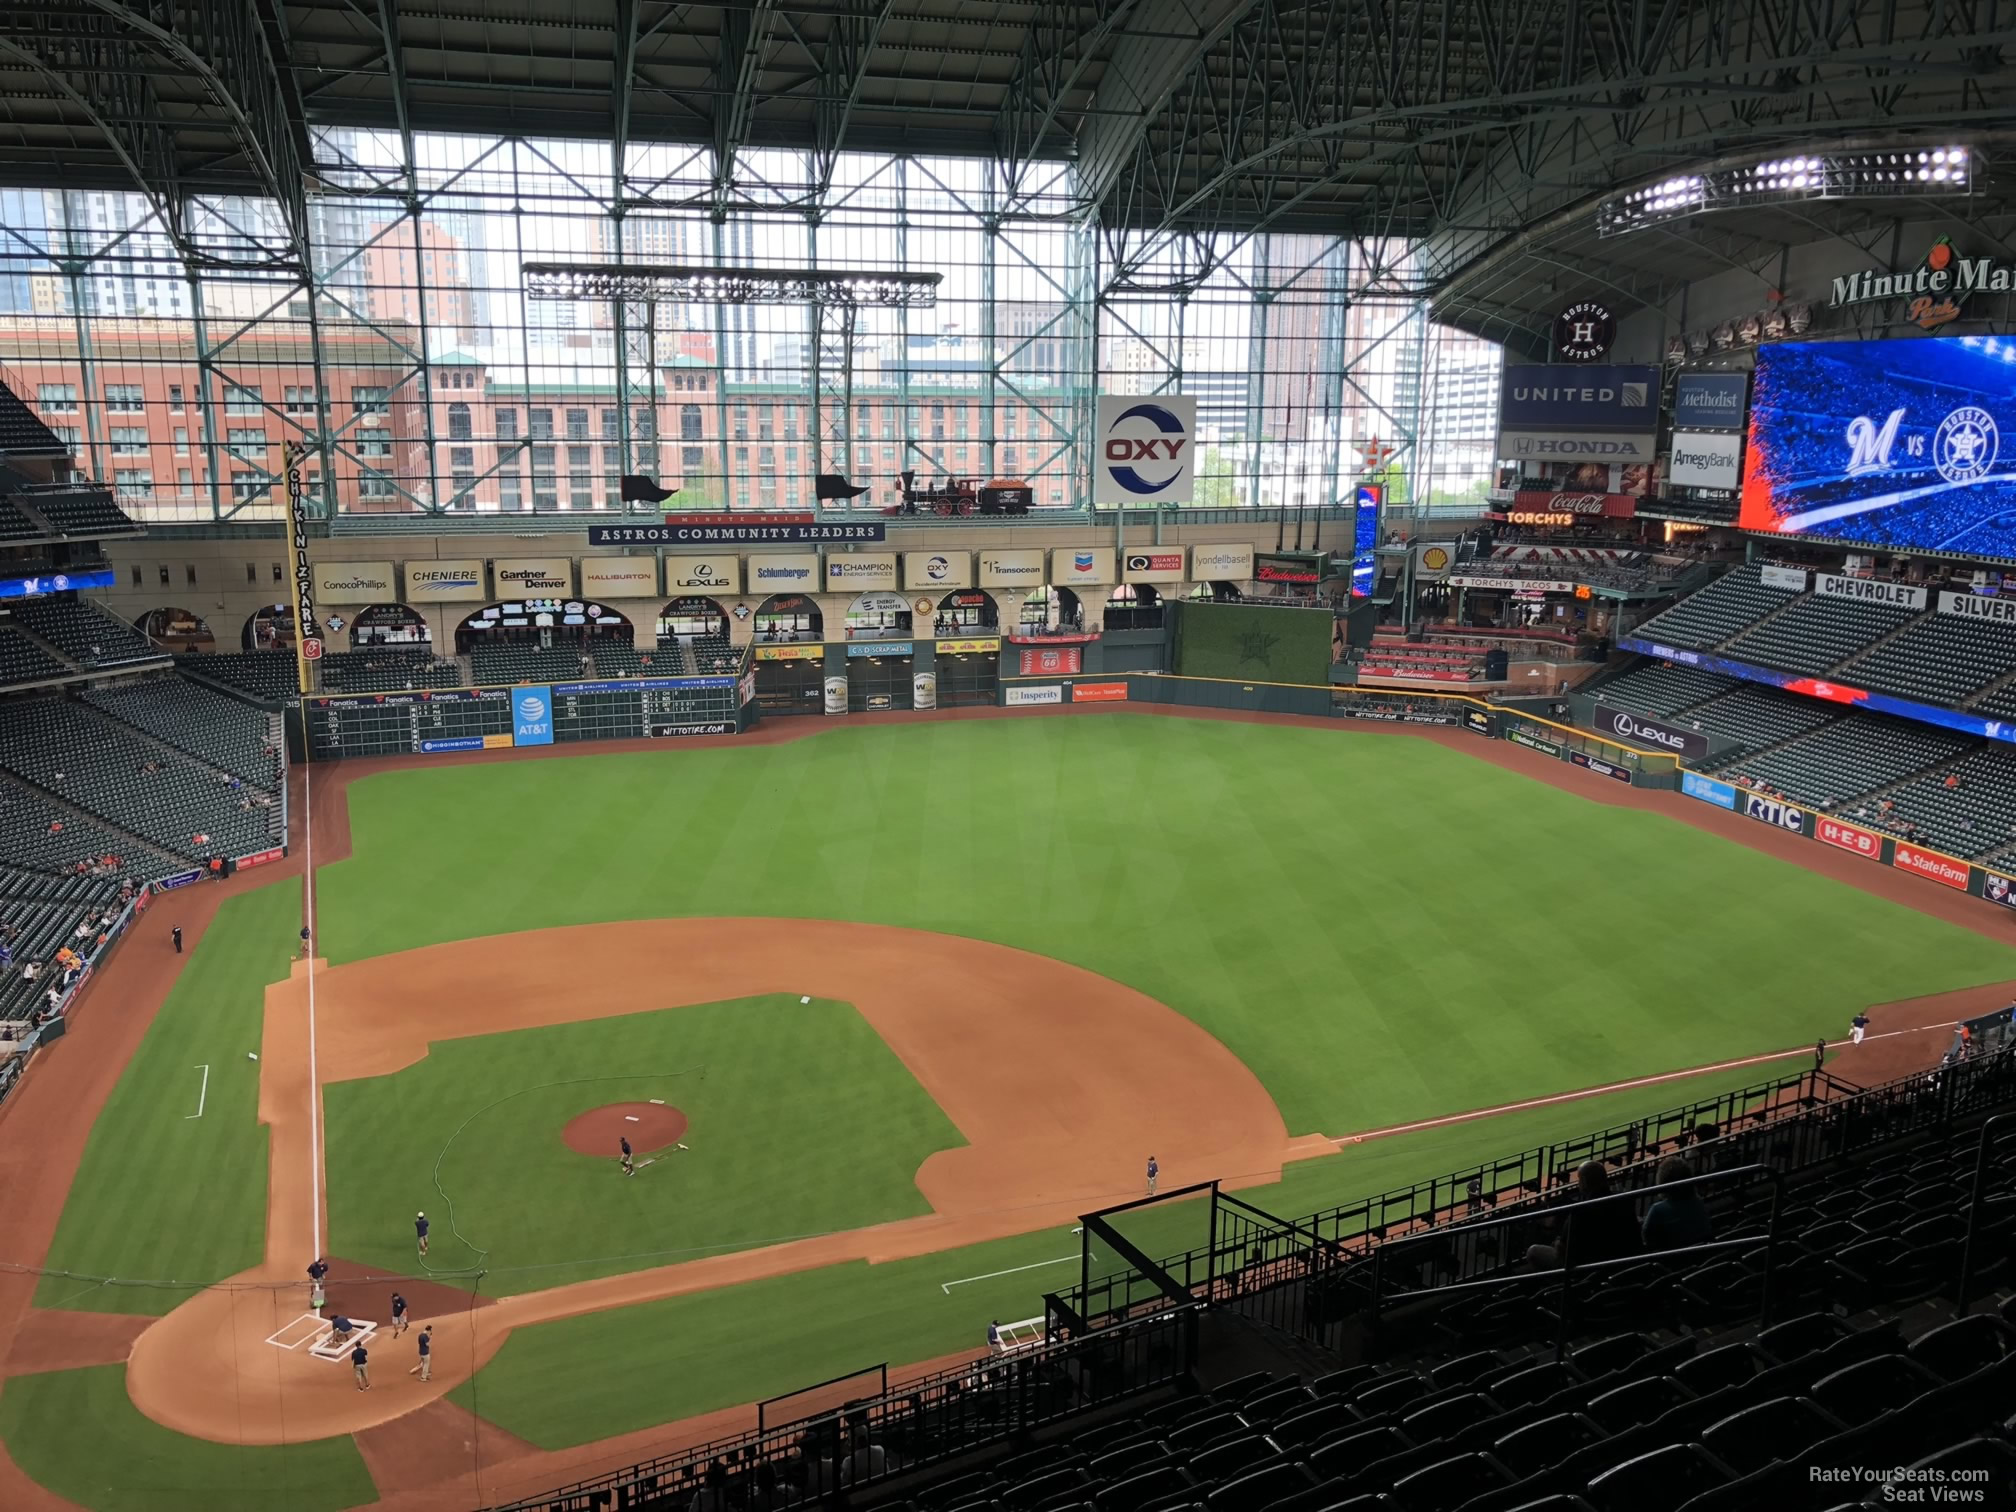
(1511, 490, 1637, 518)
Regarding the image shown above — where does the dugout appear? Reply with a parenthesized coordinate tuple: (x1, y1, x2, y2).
(135, 606, 215, 653)
(933, 589, 996, 636)
(845, 641, 914, 712)
(346, 604, 431, 647)
(753, 593, 822, 643)
(751, 642, 826, 715)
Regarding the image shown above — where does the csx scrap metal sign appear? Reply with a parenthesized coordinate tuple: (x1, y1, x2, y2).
(1095, 395, 1196, 504)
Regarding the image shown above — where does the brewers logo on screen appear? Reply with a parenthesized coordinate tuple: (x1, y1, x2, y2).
(1741, 337, 2016, 559)
(1553, 301, 1616, 363)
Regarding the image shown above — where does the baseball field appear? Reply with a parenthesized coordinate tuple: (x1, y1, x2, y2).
(5, 709, 2015, 1512)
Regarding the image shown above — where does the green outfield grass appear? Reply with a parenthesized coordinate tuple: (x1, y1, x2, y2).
(33, 883, 299, 1316)
(322, 995, 963, 1293)
(318, 717, 2016, 1136)
(0, 1365, 375, 1512)
(453, 1054, 1804, 1448)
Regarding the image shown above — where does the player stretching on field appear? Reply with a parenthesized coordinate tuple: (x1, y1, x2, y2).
(621, 1136, 634, 1176)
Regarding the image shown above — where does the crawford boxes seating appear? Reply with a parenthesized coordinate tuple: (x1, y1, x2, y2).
(0, 780, 180, 877)
(1717, 713, 1971, 809)
(317, 650, 462, 694)
(0, 698, 278, 860)
(80, 679, 281, 782)
(468, 643, 586, 686)
(9, 598, 164, 671)
(1590, 664, 1739, 719)
(1880, 748, 2016, 861)
(0, 625, 69, 688)
(693, 631, 738, 674)
(1629, 565, 1783, 650)
(0, 865, 121, 1022)
(179, 652, 302, 703)
(1683, 684, 1835, 760)
(1723, 592, 1919, 678)
(649, 638, 697, 675)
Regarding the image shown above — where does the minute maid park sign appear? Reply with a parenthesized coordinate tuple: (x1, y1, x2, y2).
(1830, 239, 2016, 329)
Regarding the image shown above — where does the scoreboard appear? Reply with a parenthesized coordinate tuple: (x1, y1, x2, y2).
(308, 689, 509, 758)
(306, 677, 741, 758)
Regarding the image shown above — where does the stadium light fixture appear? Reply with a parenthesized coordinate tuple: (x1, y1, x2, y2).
(523, 263, 942, 308)
(1597, 146, 1971, 237)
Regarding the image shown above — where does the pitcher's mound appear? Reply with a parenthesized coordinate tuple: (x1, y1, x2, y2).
(562, 1102, 689, 1157)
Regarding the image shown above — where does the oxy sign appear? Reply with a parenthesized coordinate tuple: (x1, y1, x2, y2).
(1095, 394, 1196, 504)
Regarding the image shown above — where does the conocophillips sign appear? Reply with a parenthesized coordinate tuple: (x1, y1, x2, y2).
(1595, 707, 1709, 760)
(313, 561, 396, 605)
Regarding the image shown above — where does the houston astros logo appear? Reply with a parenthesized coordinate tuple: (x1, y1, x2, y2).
(1103, 403, 1188, 494)
(1935, 406, 1998, 484)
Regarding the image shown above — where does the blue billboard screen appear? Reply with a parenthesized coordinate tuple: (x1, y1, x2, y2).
(1741, 337, 2016, 560)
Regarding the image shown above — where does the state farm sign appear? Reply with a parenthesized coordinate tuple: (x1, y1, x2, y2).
(1893, 842, 1969, 890)
(1816, 817, 1882, 860)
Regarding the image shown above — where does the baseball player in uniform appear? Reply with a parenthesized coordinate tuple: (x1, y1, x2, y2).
(1851, 1012, 1869, 1045)
(1146, 1155, 1159, 1196)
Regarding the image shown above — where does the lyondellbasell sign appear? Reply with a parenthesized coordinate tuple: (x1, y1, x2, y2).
(1828, 238, 2014, 331)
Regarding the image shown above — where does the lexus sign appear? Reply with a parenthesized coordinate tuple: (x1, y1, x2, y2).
(1597, 707, 1710, 760)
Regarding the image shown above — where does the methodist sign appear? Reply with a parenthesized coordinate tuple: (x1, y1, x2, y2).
(1496, 364, 1658, 462)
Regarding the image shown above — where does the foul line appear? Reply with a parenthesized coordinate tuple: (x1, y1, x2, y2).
(1330, 1026, 1939, 1148)
(940, 1255, 1077, 1294)
(185, 1064, 209, 1120)
(304, 755, 322, 1257)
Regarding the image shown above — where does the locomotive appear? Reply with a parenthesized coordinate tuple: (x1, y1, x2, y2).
(890, 470, 1034, 516)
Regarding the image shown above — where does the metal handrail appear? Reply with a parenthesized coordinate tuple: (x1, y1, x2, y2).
(1958, 1110, 2016, 1311)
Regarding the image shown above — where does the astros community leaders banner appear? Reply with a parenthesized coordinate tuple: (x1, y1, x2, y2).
(579, 557, 660, 598)
(403, 558, 486, 603)
(492, 557, 573, 596)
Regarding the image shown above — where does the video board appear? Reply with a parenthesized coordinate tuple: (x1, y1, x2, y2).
(1741, 337, 2016, 561)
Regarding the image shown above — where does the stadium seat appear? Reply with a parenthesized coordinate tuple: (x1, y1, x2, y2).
(1205, 1463, 1314, 1512)
(1906, 1314, 2012, 1381)
(1669, 1343, 1761, 1396)
(1307, 1428, 1413, 1482)
(1391, 1451, 1514, 1511)
(1585, 1377, 1693, 1434)
(1099, 1467, 1197, 1512)
(1753, 1311, 1853, 1365)
(1695, 1395, 1844, 1475)
(1492, 1413, 1608, 1480)
(1806, 1353, 1944, 1426)
(1582, 1444, 1734, 1512)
